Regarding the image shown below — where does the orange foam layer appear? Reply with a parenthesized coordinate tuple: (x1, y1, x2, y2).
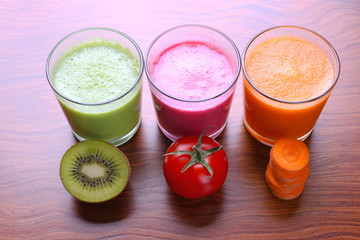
(246, 36, 334, 101)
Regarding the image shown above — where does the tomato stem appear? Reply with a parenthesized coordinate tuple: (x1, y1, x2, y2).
(164, 128, 223, 178)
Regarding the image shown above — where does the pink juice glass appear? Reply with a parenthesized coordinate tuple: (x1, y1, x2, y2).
(145, 25, 241, 140)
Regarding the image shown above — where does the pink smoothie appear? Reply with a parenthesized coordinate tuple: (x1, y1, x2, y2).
(149, 41, 237, 139)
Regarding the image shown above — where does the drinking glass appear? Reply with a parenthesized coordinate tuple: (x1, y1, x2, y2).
(145, 24, 241, 140)
(46, 28, 144, 146)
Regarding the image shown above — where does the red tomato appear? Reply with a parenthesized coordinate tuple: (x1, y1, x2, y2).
(163, 132, 228, 199)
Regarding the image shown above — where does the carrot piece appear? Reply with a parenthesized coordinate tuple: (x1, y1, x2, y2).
(269, 163, 309, 189)
(265, 164, 304, 194)
(269, 159, 309, 184)
(270, 138, 309, 174)
(269, 184, 305, 200)
(265, 138, 310, 200)
(265, 164, 305, 200)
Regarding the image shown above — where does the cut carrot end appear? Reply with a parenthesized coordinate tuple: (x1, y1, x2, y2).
(265, 163, 307, 200)
(270, 138, 309, 174)
(265, 164, 305, 193)
(272, 165, 308, 190)
(269, 158, 309, 183)
(266, 168, 305, 200)
(270, 185, 305, 200)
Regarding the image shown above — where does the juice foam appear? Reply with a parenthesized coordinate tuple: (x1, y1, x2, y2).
(53, 40, 139, 103)
(246, 36, 333, 102)
(151, 42, 234, 100)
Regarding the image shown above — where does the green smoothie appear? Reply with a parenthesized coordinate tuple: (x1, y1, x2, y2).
(52, 39, 142, 144)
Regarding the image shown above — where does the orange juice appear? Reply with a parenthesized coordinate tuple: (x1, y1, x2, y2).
(242, 27, 340, 146)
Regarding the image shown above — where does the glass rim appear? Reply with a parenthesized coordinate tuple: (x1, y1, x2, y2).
(145, 24, 241, 103)
(45, 27, 144, 106)
(242, 25, 341, 104)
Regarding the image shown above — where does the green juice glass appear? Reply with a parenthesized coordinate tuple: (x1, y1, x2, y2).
(46, 28, 144, 146)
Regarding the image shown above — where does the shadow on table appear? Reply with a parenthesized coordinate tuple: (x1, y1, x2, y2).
(166, 187, 225, 227)
(73, 181, 134, 223)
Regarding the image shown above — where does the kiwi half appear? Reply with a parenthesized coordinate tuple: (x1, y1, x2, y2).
(60, 140, 130, 203)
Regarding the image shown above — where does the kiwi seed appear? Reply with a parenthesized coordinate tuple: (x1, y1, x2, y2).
(60, 140, 130, 203)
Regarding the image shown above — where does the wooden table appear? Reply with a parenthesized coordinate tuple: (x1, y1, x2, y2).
(1, 0, 359, 239)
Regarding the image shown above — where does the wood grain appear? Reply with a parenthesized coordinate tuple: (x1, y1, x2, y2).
(1, 0, 359, 239)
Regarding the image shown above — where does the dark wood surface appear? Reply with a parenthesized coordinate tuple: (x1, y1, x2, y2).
(1, 0, 359, 239)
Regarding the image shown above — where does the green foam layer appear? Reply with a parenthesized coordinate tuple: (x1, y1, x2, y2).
(53, 39, 139, 103)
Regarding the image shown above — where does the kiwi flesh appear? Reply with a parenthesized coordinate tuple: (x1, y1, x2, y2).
(60, 140, 130, 203)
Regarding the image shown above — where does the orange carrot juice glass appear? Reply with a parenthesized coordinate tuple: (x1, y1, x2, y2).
(242, 26, 340, 146)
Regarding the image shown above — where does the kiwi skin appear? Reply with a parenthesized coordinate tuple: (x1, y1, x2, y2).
(60, 140, 131, 203)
